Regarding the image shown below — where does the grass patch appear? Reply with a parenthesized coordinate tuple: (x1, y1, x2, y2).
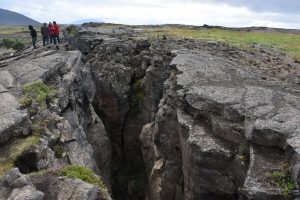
(20, 80, 56, 110)
(0, 26, 28, 35)
(0, 136, 40, 175)
(31, 118, 51, 135)
(59, 165, 107, 193)
(145, 27, 300, 59)
(0, 25, 41, 35)
(268, 171, 296, 198)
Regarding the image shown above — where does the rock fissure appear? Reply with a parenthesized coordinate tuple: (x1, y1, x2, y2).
(1, 24, 300, 200)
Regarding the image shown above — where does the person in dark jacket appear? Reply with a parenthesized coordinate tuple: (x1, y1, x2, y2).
(28, 25, 37, 49)
(41, 23, 49, 46)
(53, 21, 60, 44)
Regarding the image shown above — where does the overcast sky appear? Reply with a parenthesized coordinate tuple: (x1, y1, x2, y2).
(1, 0, 300, 28)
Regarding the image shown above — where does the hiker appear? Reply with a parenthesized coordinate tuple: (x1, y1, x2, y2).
(53, 21, 60, 44)
(49, 22, 57, 45)
(28, 25, 37, 49)
(41, 23, 49, 46)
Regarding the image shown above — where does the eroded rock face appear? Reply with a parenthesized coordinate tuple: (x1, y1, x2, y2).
(30, 171, 111, 200)
(0, 168, 110, 200)
(72, 24, 300, 200)
(141, 49, 300, 200)
(0, 46, 112, 197)
(0, 168, 44, 200)
(8, 185, 44, 200)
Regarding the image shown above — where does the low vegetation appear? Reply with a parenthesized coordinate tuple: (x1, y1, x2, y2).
(268, 171, 296, 198)
(0, 136, 40, 175)
(59, 165, 107, 193)
(0, 25, 38, 48)
(20, 80, 56, 110)
(0, 38, 25, 51)
(31, 118, 51, 135)
(53, 144, 65, 158)
(0, 26, 29, 35)
(145, 26, 300, 60)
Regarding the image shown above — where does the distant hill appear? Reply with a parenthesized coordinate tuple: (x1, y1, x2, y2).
(0, 8, 40, 25)
(71, 18, 104, 25)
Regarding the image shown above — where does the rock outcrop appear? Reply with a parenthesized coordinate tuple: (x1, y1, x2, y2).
(0, 44, 112, 198)
(141, 48, 300, 199)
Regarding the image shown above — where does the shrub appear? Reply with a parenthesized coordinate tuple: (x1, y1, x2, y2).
(12, 41, 25, 51)
(2, 38, 15, 49)
(20, 80, 56, 110)
(1, 38, 25, 51)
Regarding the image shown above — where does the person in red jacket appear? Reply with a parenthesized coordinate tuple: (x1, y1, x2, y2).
(48, 22, 57, 44)
(53, 21, 60, 44)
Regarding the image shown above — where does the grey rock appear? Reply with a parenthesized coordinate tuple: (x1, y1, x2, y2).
(11, 176, 31, 188)
(4, 168, 22, 186)
(8, 185, 44, 200)
(30, 172, 111, 200)
(143, 47, 300, 200)
(0, 92, 30, 145)
(241, 145, 286, 199)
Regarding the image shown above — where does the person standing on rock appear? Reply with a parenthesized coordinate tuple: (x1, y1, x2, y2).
(28, 25, 37, 49)
(41, 23, 49, 46)
(53, 21, 60, 44)
(49, 22, 56, 44)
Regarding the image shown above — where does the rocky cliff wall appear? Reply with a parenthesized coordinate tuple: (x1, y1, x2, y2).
(0, 46, 111, 199)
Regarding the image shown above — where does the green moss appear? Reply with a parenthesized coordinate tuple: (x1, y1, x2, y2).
(20, 80, 56, 110)
(270, 171, 296, 198)
(0, 136, 40, 175)
(59, 165, 107, 193)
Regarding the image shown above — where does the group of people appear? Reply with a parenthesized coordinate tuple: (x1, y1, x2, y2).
(28, 21, 60, 49)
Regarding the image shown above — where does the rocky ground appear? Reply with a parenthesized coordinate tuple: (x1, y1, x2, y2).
(0, 23, 300, 200)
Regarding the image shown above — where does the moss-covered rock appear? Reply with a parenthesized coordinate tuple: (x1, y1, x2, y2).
(0, 136, 40, 176)
(59, 165, 108, 195)
(20, 80, 56, 110)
